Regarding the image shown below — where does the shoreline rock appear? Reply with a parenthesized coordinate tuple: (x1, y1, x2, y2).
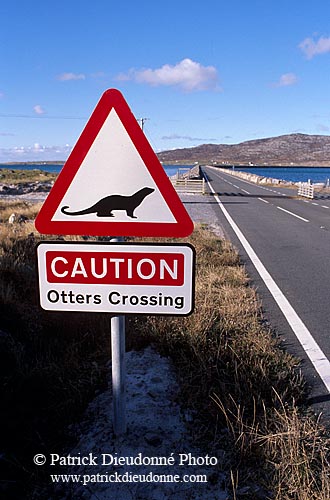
(209, 166, 296, 186)
(0, 181, 54, 196)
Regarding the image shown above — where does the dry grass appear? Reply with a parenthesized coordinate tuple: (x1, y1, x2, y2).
(0, 168, 57, 184)
(1, 201, 330, 499)
(131, 225, 330, 499)
(260, 401, 330, 499)
(0, 202, 111, 497)
(0, 200, 42, 223)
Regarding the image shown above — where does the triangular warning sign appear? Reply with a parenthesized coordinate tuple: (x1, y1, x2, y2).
(35, 89, 194, 238)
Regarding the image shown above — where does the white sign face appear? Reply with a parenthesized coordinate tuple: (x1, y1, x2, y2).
(37, 242, 195, 316)
(51, 110, 176, 225)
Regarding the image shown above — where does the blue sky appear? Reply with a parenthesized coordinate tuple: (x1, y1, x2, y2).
(1, 0, 330, 162)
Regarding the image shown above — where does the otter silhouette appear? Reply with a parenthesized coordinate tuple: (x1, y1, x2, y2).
(61, 187, 155, 219)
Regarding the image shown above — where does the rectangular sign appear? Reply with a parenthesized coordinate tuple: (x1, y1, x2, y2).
(37, 242, 195, 315)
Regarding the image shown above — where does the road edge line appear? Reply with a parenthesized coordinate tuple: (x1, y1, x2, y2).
(204, 170, 330, 393)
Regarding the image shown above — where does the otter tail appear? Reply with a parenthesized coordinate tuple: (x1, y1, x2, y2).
(61, 205, 94, 216)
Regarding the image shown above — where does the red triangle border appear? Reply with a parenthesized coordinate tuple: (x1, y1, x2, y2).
(35, 89, 194, 238)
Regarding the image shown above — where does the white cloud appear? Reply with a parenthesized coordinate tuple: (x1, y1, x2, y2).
(117, 58, 220, 92)
(273, 73, 298, 87)
(299, 36, 330, 59)
(316, 123, 330, 132)
(33, 104, 46, 115)
(161, 133, 217, 142)
(0, 144, 72, 162)
(56, 72, 86, 81)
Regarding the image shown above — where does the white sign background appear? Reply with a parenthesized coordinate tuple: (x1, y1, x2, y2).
(52, 110, 176, 224)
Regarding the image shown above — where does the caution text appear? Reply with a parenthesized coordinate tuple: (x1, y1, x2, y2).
(46, 251, 184, 286)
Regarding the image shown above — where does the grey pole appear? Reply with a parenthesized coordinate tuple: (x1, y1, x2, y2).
(110, 236, 127, 436)
(111, 314, 126, 436)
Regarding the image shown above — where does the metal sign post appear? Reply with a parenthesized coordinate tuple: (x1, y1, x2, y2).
(111, 313, 126, 436)
(110, 236, 126, 436)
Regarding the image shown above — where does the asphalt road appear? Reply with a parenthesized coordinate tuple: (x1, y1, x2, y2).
(201, 166, 330, 417)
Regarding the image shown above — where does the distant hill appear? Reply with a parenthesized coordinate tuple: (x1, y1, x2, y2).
(157, 133, 330, 166)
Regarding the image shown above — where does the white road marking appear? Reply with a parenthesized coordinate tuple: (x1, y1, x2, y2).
(204, 171, 330, 393)
(277, 206, 309, 222)
(233, 185, 240, 189)
(322, 205, 330, 209)
(242, 189, 250, 194)
(312, 202, 319, 206)
(258, 198, 269, 204)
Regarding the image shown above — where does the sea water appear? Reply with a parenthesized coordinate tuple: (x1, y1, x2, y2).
(1, 163, 330, 183)
(0, 163, 194, 178)
(232, 166, 330, 184)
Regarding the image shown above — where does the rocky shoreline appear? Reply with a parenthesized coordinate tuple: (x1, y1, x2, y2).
(209, 166, 297, 186)
(0, 180, 54, 196)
